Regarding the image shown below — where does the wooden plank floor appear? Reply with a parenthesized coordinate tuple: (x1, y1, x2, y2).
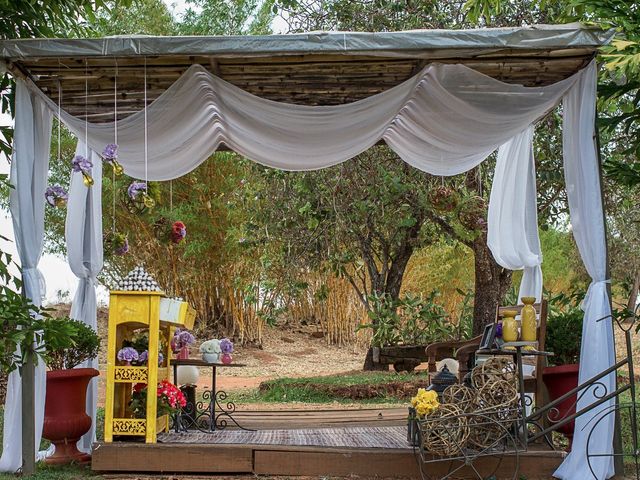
(93, 408, 566, 478)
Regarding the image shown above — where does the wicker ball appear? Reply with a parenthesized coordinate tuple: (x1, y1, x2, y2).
(471, 357, 516, 389)
(442, 384, 475, 413)
(420, 403, 469, 457)
(467, 378, 520, 449)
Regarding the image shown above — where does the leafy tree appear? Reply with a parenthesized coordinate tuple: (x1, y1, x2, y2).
(178, 0, 274, 35)
(89, 0, 177, 36)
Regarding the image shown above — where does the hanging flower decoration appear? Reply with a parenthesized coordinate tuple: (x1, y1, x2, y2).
(428, 185, 459, 213)
(101, 143, 124, 176)
(72, 154, 94, 187)
(45, 185, 68, 208)
(457, 195, 487, 232)
(127, 180, 156, 212)
(104, 231, 130, 257)
(170, 221, 187, 244)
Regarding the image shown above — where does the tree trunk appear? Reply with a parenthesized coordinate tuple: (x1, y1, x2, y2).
(471, 234, 513, 335)
(627, 270, 640, 320)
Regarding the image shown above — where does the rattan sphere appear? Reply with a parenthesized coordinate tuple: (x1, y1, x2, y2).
(442, 384, 476, 412)
(467, 378, 520, 449)
(471, 356, 516, 389)
(420, 403, 469, 457)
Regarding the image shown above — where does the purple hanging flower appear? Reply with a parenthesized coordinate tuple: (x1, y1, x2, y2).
(102, 143, 118, 162)
(71, 155, 93, 174)
(45, 185, 68, 207)
(114, 236, 129, 256)
(220, 338, 234, 354)
(117, 346, 139, 363)
(128, 181, 147, 200)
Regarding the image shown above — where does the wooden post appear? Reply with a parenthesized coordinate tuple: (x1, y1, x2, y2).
(21, 351, 35, 475)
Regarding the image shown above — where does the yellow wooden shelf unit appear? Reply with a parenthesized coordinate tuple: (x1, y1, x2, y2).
(104, 290, 195, 443)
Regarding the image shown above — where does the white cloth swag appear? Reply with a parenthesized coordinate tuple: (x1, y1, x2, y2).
(6, 59, 615, 480)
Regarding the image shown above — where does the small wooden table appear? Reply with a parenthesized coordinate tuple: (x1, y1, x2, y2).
(478, 342, 554, 445)
(171, 359, 252, 433)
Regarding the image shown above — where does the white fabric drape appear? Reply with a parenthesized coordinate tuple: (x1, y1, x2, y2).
(554, 62, 615, 480)
(488, 125, 543, 301)
(24, 62, 581, 180)
(65, 142, 103, 454)
(1, 80, 52, 472)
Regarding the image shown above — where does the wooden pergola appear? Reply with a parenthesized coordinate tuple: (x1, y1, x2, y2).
(1, 26, 611, 121)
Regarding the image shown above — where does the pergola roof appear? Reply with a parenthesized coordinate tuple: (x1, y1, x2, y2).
(0, 25, 613, 123)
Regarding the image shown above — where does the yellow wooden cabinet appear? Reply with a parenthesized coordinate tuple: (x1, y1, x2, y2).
(104, 290, 195, 443)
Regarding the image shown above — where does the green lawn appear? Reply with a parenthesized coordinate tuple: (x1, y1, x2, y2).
(231, 370, 428, 404)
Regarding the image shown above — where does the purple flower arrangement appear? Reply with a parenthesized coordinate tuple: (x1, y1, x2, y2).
(138, 350, 164, 366)
(172, 329, 196, 351)
(117, 346, 139, 365)
(102, 143, 118, 161)
(101, 143, 124, 175)
(71, 154, 94, 186)
(72, 155, 93, 174)
(220, 338, 234, 354)
(45, 185, 68, 208)
(113, 233, 129, 256)
(128, 181, 147, 200)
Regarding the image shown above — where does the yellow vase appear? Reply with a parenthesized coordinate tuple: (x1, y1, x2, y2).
(520, 297, 537, 344)
(501, 310, 519, 343)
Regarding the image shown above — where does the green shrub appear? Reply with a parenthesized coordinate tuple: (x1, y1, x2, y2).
(44, 317, 100, 370)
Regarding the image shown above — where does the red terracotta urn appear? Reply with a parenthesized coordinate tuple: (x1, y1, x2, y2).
(542, 363, 579, 450)
(42, 368, 100, 464)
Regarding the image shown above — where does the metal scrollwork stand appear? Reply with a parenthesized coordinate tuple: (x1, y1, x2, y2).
(170, 359, 254, 433)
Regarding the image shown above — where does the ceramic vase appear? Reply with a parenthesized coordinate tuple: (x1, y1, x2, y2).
(520, 297, 537, 344)
(501, 310, 519, 343)
(202, 352, 219, 363)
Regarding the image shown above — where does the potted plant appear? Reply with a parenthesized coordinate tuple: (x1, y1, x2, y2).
(42, 317, 100, 464)
(542, 293, 583, 450)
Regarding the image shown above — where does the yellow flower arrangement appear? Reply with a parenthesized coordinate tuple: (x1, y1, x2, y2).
(410, 388, 440, 418)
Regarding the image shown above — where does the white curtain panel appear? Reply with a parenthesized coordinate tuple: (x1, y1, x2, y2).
(488, 125, 543, 301)
(554, 62, 615, 480)
(23, 62, 582, 180)
(65, 142, 103, 454)
(1, 81, 52, 472)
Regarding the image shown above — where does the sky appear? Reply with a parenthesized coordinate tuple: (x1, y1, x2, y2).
(0, 1, 286, 306)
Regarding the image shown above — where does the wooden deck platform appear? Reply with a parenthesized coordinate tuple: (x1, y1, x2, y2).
(92, 407, 567, 479)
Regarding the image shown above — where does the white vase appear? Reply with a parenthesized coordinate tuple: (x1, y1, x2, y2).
(202, 353, 219, 363)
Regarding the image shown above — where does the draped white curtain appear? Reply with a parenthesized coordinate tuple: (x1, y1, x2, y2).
(1, 82, 52, 472)
(65, 142, 103, 454)
(7, 58, 614, 479)
(488, 125, 543, 301)
(554, 61, 615, 480)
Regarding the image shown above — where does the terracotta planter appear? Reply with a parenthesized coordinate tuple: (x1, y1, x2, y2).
(542, 363, 579, 450)
(42, 368, 100, 464)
